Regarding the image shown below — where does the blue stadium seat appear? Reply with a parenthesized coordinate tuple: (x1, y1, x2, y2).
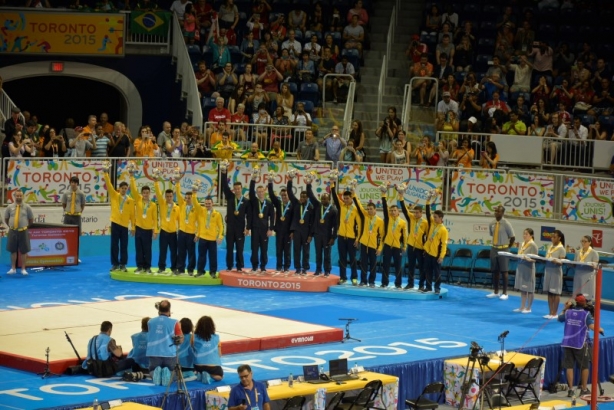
(475, 54, 491, 73)
(304, 30, 322, 41)
(538, 23, 556, 42)
(202, 46, 213, 67)
(298, 83, 319, 106)
(281, 82, 298, 94)
(479, 21, 496, 37)
(449, 248, 474, 286)
(341, 48, 360, 71)
(234, 63, 246, 75)
(295, 100, 315, 115)
(471, 249, 491, 287)
(477, 38, 495, 54)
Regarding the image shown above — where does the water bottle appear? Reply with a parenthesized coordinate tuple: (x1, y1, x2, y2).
(353, 362, 359, 375)
(93, 398, 100, 410)
(288, 372, 294, 387)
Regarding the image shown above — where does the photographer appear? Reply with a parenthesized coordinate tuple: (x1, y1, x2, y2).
(558, 294, 604, 397)
(82, 321, 135, 375)
(322, 125, 346, 164)
(146, 300, 184, 386)
(43, 127, 67, 158)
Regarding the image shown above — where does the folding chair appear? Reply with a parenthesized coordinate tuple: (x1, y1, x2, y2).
(405, 382, 444, 410)
(281, 396, 306, 410)
(506, 358, 544, 404)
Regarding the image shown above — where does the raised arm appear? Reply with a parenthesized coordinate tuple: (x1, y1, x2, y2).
(306, 183, 321, 208)
(249, 179, 257, 205)
(103, 171, 118, 200)
(175, 181, 184, 207)
(352, 191, 367, 216)
(221, 169, 234, 200)
(331, 183, 340, 210)
(130, 176, 142, 202)
(268, 179, 281, 207)
(287, 179, 298, 204)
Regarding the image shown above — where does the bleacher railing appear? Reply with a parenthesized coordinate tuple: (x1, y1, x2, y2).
(436, 131, 614, 172)
(122, 10, 171, 52)
(0, 90, 22, 134)
(203, 121, 311, 154)
(401, 84, 411, 127)
(377, 57, 387, 126)
(171, 13, 203, 130)
(342, 80, 357, 140)
(401, 77, 439, 126)
(386, 7, 395, 77)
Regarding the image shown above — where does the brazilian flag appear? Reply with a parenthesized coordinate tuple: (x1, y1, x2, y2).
(131, 11, 171, 36)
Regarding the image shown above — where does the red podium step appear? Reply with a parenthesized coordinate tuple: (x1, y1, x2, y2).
(220, 270, 339, 292)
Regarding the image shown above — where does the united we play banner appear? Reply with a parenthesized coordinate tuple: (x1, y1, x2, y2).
(562, 176, 614, 224)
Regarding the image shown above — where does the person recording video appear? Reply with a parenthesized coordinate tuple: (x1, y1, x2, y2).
(146, 300, 184, 386)
(558, 294, 605, 397)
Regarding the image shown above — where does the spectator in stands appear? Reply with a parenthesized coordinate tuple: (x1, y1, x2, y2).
(376, 115, 397, 163)
(410, 53, 433, 107)
(291, 102, 312, 142)
(240, 32, 259, 63)
(572, 80, 595, 116)
(269, 15, 287, 44)
(241, 142, 265, 160)
(240, 63, 257, 95)
(593, 59, 611, 91)
(248, 83, 270, 114)
(443, 76, 460, 104)
(277, 83, 294, 118)
(530, 97, 550, 124)
(194, 0, 213, 33)
(98, 112, 113, 135)
(406, 34, 428, 64)
(483, 91, 511, 117)
(568, 117, 588, 163)
(323, 34, 340, 63)
(550, 80, 574, 113)
(348, 120, 366, 161)
(437, 91, 458, 117)
(553, 43, 575, 78)
(591, 78, 614, 116)
(479, 141, 499, 169)
(182, 4, 199, 44)
(196, 61, 216, 98)
(557, 101, 571, 124)
(42, 128, 67, 158)
(136, 0, 159, 11)
(8, 130, 31, 158)
(441, 4, 458, 32)
(387, 138, 410, 165)
(588, 120, 609, 141)
(70, 126, 96, 158)
(460, 92, 481, 126)
(258, 63, 283, 102)
(333, 55, 356, 104)
(508, 56, 532, 99)
(514, 20, 534, 54)
(267, 139, 285, 161)
(347, 0, 368, 25)
(217, 62, 239, 101)
(228, 85, 248, 115)
(454, 36, 473, 73)
(288, 8, 307, 33)
(230, 103, 249, 143)
(272, 106, 291, 141)
(528, 114, 546, 137)
(253, 103, 272, 149)
(343, 15, 364, 57)
(23, 120, 42, 157)
(282, 29, 302, 58)
(318, 47, 336, 99)
(166, 127, 187, 158)
(211, 131, 238, 160)
(394, 129, 411, 154)
(329, 7, 344, 33)
(495, 23, 515, 61)
(544, 112, 567, 164)
(207, 97, 232, 139)
(513, 95, 531, 125)
(340, 139, 359, 162)
(322, 126, 346, 164)
(157, 122, 172, 157)
(437, 22, 453, 44)
(304, 34, 322, 62)
(413, 136, 434, 166)
(571, 60, 591, 90)
(577, 42, 596, 71)
(275, 48, 297, 80)
(207, 21, 231, 72)
(309, 2, 325, 33)
(434, 140, 449, 166)
(436, 35, 454, 67)
(246, 13, 264, 40)
(298, 51, 316, 83)
(428, 54, 453, 106)
(297, 129, 319, 161)
(170, 0, 191, 22)
(90, 124, 109, 157)
(134, 126, 159, 157)
(450, 137, 474, 168)
(436, 110, 459, 139)
(210, 121, 228, 146)
(422, 4, 441, 35)
(502, 110, 527, 135)
(481, 72, 506, 103)
(528, 41, 553, 84)
(252, 44, 273, 75)
(218, 0, 238, 30)
(497, 6, 517, 30)
(4, 107, 25, 147)
(454, 20, 476, 47)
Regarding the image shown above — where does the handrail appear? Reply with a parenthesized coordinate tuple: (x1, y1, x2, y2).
(342, 80, 357, 141)
(171, 13, 203, 130)
(403, 76, 439, 124)
(322, 73, 357, 110)
(0, 90, 23, 134)
(376, 57, 387, 126)
(401, 84, 411, 128)
(385, 7, 395, 82)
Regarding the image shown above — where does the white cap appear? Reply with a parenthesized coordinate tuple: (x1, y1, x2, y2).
(488, 107, 496, 117)
(468, 116, 477, 124)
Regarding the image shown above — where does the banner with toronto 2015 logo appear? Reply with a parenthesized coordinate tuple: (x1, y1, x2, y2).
(562, 176, 614, 224)
(448, 169, 555, 218)
(337, 163, 445, 210)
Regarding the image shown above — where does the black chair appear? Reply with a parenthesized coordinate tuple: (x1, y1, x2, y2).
(506, 358, 544, 404)
(282, 396, 306, 410)
(342, 379, 382, 404)
(471, 248, 492, 287)
(482, 362, 515, 408)
(405, 381, 445, 410)
(337, 386, 375, 410)
(448, 248, 474, 286)
(326, 392, 345, 410)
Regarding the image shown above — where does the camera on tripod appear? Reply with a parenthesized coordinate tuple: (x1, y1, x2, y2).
(172, 335, 182, 346)
(469, 341, 490, 366)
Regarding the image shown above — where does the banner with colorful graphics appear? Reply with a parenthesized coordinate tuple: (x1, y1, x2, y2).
(449, 169, 555, 218)
(0, 11, 124, 56)
(5, 158, 109, 204)
(337, 163, 444, 209)
(130, 11, 171, 36)
(562, 176, 614, 224)
(223, 161, 334, 198)
(116, 159, 219, 203)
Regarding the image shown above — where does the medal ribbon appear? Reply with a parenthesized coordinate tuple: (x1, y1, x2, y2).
(282, 200, 291, 218)
(300, 200, 310, 220)
(429, 224, 441, 242)
(143, 200, 150, 217)
(259, 199, 266, 214)
(120, 195, 127, 213)
(206, 210, 212, 229)
(344, 204, 353, 223)
(321, 204, 332, 220)
(235, 195, 244, 212)
(185, 205, 192, 222)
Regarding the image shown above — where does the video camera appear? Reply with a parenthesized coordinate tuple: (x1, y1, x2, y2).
(172, 335, 182, 346)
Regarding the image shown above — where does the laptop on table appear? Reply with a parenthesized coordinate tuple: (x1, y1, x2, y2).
(329, 358, 358, 382)
(303, 365, 330, 384)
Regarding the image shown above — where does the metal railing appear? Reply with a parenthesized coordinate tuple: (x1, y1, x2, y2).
(385, 7, 395, 84)
(376, 57, 387, 126)
(401, 77, 439, 125)
(436, 131, 614, 172)
(401, 84, 411, 128)
(171, 13, 203, 130)
(204, 121, 312, 154)
(122, 10, 171, 52)
(342, 80, 357, 141)
(0, 90, 23, 135)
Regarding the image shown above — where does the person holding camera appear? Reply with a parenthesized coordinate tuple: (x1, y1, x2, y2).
(82, 321, 136, 376)
(147, 300, 184, 386)
(558, 294, 604, 397)
(43, 127, 68, 158)
(322, 125, 346, 164)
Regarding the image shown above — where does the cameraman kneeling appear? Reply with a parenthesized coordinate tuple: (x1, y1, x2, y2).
(558, 294, 604, 396)
(146, 300, 184, 386)
(82, 321, 135, 376)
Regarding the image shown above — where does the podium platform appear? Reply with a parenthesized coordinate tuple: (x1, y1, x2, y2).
(110, 268, 222, 285)
(329, 284, 448, 300)
(220, 269, 339, 292)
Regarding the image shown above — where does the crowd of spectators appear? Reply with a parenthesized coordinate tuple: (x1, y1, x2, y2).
(406, 0, 614, 169)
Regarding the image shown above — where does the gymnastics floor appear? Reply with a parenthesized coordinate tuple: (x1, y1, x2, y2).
(1, 253, 614, 409)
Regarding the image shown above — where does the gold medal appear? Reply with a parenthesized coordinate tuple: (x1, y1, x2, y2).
(320, 219, 325, 223)
(259, 213, 264, 218)
(299, 219, 305, 224)
(280, 217, 286, 221)
(234, 210, 239, 216)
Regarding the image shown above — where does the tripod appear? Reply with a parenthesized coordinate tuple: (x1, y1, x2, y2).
(161, 343, 193, 410)
(458, 345, 490, 410)
(37, 347, 61, 379)
(339, 318, 360, 343)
